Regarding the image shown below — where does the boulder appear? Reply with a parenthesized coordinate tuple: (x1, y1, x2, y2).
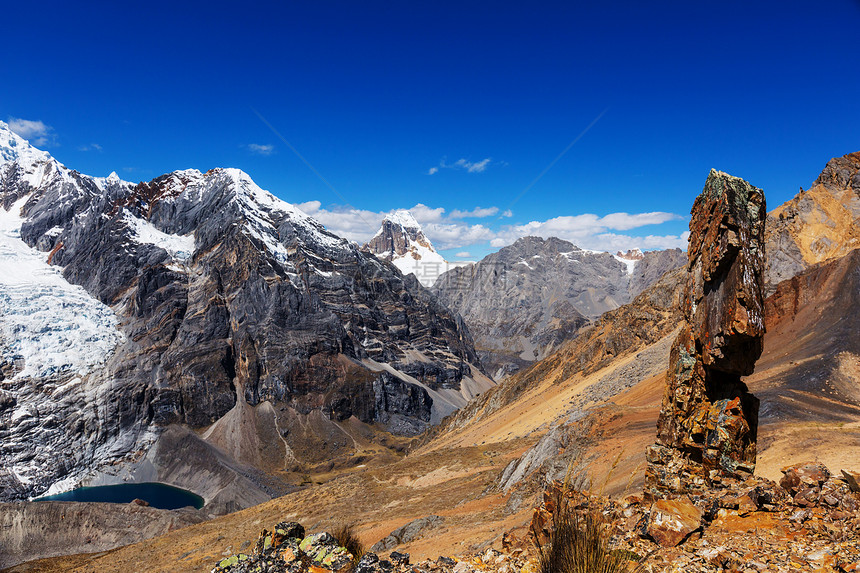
(843, 470, 860, 493)
(646, 498, 703, 547)
(370, 515, 444, 552)
(779, 462, 830, 494)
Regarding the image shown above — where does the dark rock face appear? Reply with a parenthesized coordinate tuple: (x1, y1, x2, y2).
(433, 236, 685, 378)
(647, 170, 766, 495)
(0, 125, 490, 502)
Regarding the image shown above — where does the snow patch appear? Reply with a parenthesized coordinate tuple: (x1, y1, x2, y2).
(124, 211, 196, 260)
(612, 254, 639, 275)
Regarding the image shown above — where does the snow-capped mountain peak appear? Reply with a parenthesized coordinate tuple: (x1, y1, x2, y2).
(383, 208, 421, 229)
(0, 121, 53, 167)
(613, 248, 644, 275)
(363, 209, 447, 286)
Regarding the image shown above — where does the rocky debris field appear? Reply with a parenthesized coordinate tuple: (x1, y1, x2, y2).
(212, 461, 860, 573)
(519, 462, 860, 572)
(210, 519, 525, 573)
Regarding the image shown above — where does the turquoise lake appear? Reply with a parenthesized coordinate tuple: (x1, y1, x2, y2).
(35, 482, 204, 510)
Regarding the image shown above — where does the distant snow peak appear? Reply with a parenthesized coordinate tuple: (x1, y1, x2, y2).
(616, 248, 644, 260)
(613, 248, 643, 275)
(364, 209, 448, 286)
(384, 209, 421, 229)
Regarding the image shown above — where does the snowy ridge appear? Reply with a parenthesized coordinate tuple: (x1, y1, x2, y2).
(0, 120, 53, 168)
(227, 168, 346, 250)
(0, 197, 123, 381)
(0, 120, 77, 192)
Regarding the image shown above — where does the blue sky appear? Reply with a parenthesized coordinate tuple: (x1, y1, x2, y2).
(3, 1, 859, 260)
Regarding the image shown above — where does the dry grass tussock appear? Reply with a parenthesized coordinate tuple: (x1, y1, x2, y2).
(533, 458, 644, 573)
(333, 523, 365, 569)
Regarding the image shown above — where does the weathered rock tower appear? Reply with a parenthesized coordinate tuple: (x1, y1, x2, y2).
(646, 169, 766, 496)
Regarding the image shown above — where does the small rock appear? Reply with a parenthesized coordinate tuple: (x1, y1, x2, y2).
(793, 487, 819, 507)
(842, 470, 860, 493)
(780, 462, 830, 494)
(356, 553, 380, 573)
(646, 497, 703, 547)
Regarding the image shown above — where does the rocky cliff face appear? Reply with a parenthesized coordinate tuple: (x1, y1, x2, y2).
(432, 236, 685, 378)
(765, 151, 860, 293)
(647, 170, 767, 495)
(0, 122, 492, 504)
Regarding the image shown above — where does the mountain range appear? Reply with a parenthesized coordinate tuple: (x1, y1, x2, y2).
(0, 121, 492, 511)
(432, 237, 686, 377)
(2, 120, 860, 572)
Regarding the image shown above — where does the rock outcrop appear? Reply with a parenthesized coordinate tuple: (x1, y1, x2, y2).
(433, 236, 685, 378)
(646, 170, 766, 495)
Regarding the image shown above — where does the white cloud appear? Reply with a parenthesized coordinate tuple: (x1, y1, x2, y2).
(454, 158, 491, 173)
(488, 211, 686, 252)
(8, 118, 57, 147)
(501, 210, 513, 218)
(455, 251, 472, 258)
(247, 143, 275, 156)
(428, 156, 494, 175)
(450, 206, 499, 218)
(292, 198, 686, 254)
(78, 143, 102, 152)
(295, 201, 385, 243)
(597, 212, 681, 230)
(410, 203, 446, 224)
(421, 222, 494, 249)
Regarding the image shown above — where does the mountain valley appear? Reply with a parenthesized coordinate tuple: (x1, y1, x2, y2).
(1, 127, 859, 572)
